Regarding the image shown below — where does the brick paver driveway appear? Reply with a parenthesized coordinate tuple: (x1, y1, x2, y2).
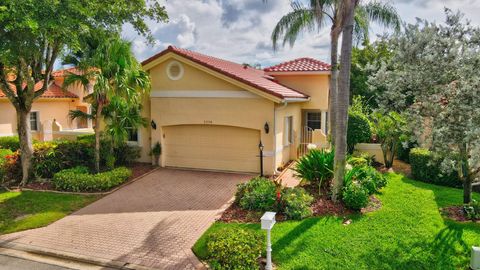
(0, 169, 251, 269)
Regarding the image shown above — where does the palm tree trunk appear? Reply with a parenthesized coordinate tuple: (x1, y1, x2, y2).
(332, 0, 356, 202)
(94, 102, 103, 173)
(328, 27, 340, 144)
(17, 109, 34, 186)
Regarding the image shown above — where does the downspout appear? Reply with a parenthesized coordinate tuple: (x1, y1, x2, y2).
(273, 100, 288, 175)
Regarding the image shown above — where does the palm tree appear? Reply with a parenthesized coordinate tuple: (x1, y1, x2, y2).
(332, 0, 358, 201)
(64, 37, 150, 172)
(271, 0, 400, 143)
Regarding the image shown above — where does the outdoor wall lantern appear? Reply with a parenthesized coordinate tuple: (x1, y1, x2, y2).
(150, 120, 157, 130)
(258, 141, 264, 177)
(261, 212, 276, 270)
(472, 246, 480, 270)
(264, 122, 270, 134)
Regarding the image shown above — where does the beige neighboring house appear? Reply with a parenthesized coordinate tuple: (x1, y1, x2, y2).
(0, 68, 94, 141)
(136, 46, 331, 175)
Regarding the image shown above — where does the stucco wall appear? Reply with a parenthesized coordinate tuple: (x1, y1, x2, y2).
(273, 74, 330, 111)
(145, 56, 276, 174)
(0, 99, 80, 136)
(274, 102, 302, 170)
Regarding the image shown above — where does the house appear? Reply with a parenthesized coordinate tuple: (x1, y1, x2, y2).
(136, 46, 331, 175)
(0, 68, 94, 140)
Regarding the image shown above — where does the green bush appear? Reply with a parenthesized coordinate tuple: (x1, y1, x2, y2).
(343, 182, 369, 210)
(409, 148, 460, 188)
(347, 111, 372, 154)
(464, 200, 480, 221)
(0, 136, 20, 151)
(347, 156, 369, 167)
(52, 166, 131, 192)
(206, 228, 263, 270)
(113, 144, 141, 166)
(281, 187, 313, 220)
(0, 149, 13, 181)
(396, 139, 416, 163)
(294, 148, 334, 192)
(236, 177, 277, 211)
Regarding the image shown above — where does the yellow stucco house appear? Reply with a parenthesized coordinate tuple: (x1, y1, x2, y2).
(136, 46, 331, 175)
(0, 68, 93, 141)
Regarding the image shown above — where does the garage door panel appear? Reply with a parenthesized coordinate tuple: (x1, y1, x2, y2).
(164, 125, 260, 173)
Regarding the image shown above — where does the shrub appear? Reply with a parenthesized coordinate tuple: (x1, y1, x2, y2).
(281, 187, 314, 220)
(206, 228, 263, 270)
(0, 136, 20, 151)
(464, 200, 480, 220)
(396, 139, 417, 163)
(344, 165, 387, 196)
(343, 182, 369, 210)
(347, 156, 369, 167)
(2, 151, 22, 183)
(237, 177, 277, 211)
(52, 166, 131, 192)
(294, 148, 334, 193)
(113, 144, 141, 166)
(409, 148, 460, 187)
(347, 111, 372, 154)
(0, 149, 13, 181)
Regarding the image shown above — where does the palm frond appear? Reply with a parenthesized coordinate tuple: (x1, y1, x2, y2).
(272, 3, 315, 50)
(361, 1, 401, 32)
(68, 109, 95, 121)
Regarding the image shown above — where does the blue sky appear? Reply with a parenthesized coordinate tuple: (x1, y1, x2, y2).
(122, 0, 480, 68)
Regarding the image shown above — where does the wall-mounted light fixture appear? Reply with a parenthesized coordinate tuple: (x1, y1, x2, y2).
(151, 120, 157, 130)
(264, 122, 270, 134)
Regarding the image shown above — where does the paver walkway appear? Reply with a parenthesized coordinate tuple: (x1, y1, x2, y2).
(0, 169, 251, 269)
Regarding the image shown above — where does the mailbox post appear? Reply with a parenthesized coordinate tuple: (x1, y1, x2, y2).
(261, 212, 276, 270)
(472, 246, 480, 270)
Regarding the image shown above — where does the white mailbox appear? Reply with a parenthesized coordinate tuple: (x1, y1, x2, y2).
(472, 246, 480, 270)
(261, 212, 276, 230)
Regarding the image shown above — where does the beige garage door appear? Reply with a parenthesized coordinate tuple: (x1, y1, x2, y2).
(163, 125, 260, 173)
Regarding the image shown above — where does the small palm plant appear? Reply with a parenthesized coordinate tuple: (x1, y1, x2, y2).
(293, 149, 334, 195)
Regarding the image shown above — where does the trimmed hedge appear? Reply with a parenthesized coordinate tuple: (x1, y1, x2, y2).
(409, 148, 461, 188)
(281, 187, 313, 220)
(347, 111, 372, 154)
(206, 228, 263, 270)
(236, 177, 277, 211)
(0, 136, 20, 151)
(52, 166, 132, 192)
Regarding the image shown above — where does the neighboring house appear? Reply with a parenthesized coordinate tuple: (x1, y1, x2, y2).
(0, 67, 93, 140)
(136, 46, 331, 175)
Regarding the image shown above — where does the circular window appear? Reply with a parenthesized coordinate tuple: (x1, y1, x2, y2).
(166, 61, 184, 80)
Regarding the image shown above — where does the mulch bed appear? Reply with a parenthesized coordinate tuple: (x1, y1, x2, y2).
(20, 162, 157, 193)
(441, 205, 480, 223)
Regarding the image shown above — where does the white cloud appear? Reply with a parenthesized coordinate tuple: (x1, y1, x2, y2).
(123, 0, 480, 67)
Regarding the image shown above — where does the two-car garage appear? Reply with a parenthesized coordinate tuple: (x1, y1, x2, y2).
(162, 125, 261, 173)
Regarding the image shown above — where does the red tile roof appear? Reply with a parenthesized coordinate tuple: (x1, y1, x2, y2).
(0, 76, 78, 99)
(142, 46, 309, 100)
(264, 57, 331, 72)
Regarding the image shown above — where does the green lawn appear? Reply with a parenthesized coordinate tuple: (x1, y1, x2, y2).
(0, 189, 98, 234)
(193, 173, 480, 270)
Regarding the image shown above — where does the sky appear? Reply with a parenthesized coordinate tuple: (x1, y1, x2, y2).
(121, 0, 480, 68)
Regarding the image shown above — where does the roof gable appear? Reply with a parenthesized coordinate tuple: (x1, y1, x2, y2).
(142, 46, 309, 100)
(265, 58, 331, 73)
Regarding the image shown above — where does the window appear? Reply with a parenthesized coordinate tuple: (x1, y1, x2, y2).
(127, 128, 139, 143)
(306, 112, 321, 130)
(284, 116, 293, 145)
(166, 61, 184, 80)
(30, 112, 39, 131)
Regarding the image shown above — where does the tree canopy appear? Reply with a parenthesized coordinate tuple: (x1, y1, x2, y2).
(369, 9, 480, 203)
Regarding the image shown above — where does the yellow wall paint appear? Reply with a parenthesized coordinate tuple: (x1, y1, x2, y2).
(273, 74, 330, 110)
(150, 58, 244, 91)
(274, 102, 302, 170)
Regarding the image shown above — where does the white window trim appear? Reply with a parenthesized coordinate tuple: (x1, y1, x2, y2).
(284, 116, 293, 146)
(30, 111, 40, 132)
(166, 60, 184, 81)
(126, 127, 141, 146)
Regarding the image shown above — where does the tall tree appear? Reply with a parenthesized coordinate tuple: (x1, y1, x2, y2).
(65, 37, 150, 172)
(369, 10, 480, 204)
(331, 0, 358, 202)
(0, 0, 167, 185)
(271, 0, 400, 143)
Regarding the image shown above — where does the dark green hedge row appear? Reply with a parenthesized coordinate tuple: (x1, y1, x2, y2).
(52, 166, 132, 192)
(409, 148, 461, 188)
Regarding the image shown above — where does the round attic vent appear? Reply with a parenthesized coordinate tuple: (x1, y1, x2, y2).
(166, 61, 184, 80)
